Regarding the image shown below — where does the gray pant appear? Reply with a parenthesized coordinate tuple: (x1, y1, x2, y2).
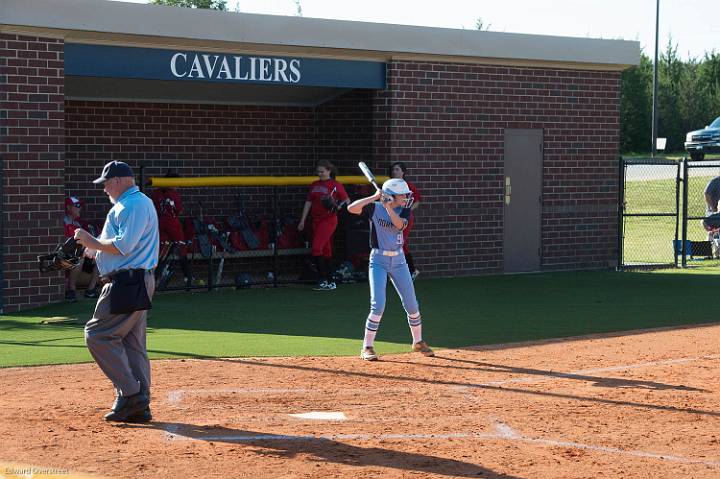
(84, 271, 155, 398)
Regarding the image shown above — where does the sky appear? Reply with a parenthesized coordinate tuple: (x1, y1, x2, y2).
(117, 0, 719, 60)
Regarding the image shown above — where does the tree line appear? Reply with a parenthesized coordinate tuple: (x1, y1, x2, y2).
(621, 43, 720, 153)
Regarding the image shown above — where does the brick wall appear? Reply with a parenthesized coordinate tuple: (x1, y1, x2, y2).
(65, 101, 318, 223)
(315, 89, 374, 174)
(0, 34, 65, 312)
(0, 50, 621, 311)
(64, 63, 620, 285)
(375, 61, 620, 275)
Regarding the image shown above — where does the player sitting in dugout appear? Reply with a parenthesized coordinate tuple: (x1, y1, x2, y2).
(63, 196, 100, 301)
(150, 170, 193, 287)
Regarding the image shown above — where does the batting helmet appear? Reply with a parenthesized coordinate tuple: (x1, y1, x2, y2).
(382, 178, 411, 196)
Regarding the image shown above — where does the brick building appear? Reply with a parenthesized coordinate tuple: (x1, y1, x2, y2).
(0, 0, 639, 312)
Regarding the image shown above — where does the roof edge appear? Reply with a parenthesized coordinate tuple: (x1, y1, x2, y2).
(0, 0, 640, 67)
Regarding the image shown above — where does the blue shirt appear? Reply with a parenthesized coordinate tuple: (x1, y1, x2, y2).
(95, 186, 159, 275)
(362, 202, 410, 252)
(705, 176, 720, 212)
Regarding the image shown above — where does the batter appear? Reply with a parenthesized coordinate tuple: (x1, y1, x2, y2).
(347, 178, 434, 361)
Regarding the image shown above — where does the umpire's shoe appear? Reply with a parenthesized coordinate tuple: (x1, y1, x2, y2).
(125, 408, 153, 423)
(104, 390, 150, 422)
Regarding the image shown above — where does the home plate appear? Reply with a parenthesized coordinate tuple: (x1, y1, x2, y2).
(289, 411, 347, 421)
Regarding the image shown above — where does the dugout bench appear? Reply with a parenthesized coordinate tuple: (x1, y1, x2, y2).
(143, 170, 387, 292)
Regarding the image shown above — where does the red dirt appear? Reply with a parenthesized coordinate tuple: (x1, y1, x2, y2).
(1, 324, 719, 479)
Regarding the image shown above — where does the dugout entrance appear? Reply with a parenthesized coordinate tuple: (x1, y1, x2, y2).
(62, 44, 388, 293)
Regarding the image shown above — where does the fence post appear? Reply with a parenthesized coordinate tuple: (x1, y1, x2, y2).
(617, 156, 625, 270)
(681, 157, 689, 267)
(208, 247, 215, 291)
(272, 186, 279, 288)
(674, 161, 681, 267)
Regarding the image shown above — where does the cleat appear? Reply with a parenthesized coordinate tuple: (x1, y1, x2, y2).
(412, 341, 434, 357)
(125, 407, 152, 423)
(411, 269, 420, 281)
(326, 282, 337, 290)
(104, 390, 150, 422)
(360, 346, 378, 361)
(313, 281, 329, 291)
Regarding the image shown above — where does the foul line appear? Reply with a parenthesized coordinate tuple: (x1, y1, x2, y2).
(164, 421, 720, 468)
(492, 421, 720, 467)
(475, 354, 720, 387)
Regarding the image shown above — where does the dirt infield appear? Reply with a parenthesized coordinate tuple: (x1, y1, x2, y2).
(1, 324, 719, 479)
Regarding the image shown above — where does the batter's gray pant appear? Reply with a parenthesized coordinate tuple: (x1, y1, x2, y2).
(84, 271, 155, 398)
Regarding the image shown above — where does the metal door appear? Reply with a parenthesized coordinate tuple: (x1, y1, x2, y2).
(503, 129, 543, 272)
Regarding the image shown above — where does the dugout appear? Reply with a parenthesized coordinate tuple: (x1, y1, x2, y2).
(0, 0, 639, 312)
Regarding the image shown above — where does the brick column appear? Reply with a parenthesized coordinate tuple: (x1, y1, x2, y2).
(0, 34, 65, 312)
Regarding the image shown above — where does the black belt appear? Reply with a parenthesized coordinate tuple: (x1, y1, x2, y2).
(101, 268, 153, 284)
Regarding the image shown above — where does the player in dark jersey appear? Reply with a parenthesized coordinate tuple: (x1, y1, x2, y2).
(298, 160, 349, 290)
(347, 178, 434, 361)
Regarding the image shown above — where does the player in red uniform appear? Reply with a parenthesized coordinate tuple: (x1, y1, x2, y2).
(298, 160, 349, 290)
(151, 172, 193, 287)
(388, 162, 421, 279)
(63, 196, 100, 301)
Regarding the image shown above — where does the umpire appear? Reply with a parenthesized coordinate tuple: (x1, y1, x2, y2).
(74, 161, 159, 422)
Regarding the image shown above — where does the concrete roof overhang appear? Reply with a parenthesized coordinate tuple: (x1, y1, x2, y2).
(1, 0, 641, 105)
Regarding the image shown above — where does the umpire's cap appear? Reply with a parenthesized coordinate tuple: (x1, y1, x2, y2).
(382, 178, 411, 196)
(93, 161, 134, 184)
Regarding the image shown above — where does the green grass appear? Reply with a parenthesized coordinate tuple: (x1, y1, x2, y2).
(2, 270, 720, 368)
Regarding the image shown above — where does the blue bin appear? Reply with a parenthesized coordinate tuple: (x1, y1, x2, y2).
(672, 240, 693, 256)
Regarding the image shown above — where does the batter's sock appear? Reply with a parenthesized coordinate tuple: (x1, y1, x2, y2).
(408, 312, 422, 344)
(363, 313, 382, 348)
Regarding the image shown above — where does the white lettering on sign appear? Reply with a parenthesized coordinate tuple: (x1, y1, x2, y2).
(289, 59, 301, 83)
(188, 55, 204, 78)
(170, 53, 303, 84)
(234, 56, 248, 81)
(170, 53, 187, 77)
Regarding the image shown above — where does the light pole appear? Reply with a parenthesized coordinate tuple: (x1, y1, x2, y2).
(651, 0, 660, 157)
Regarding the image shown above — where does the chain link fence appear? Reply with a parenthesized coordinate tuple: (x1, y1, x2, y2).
(620, 158, 680, 268)
(680, 160, 720, 266)
(620, 157, 720, 269)
(149, 185, 374, 292)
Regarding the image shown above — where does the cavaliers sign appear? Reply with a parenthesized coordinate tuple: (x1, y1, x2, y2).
(65, 44, 386, 89)
(170, 53, 301, 83)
